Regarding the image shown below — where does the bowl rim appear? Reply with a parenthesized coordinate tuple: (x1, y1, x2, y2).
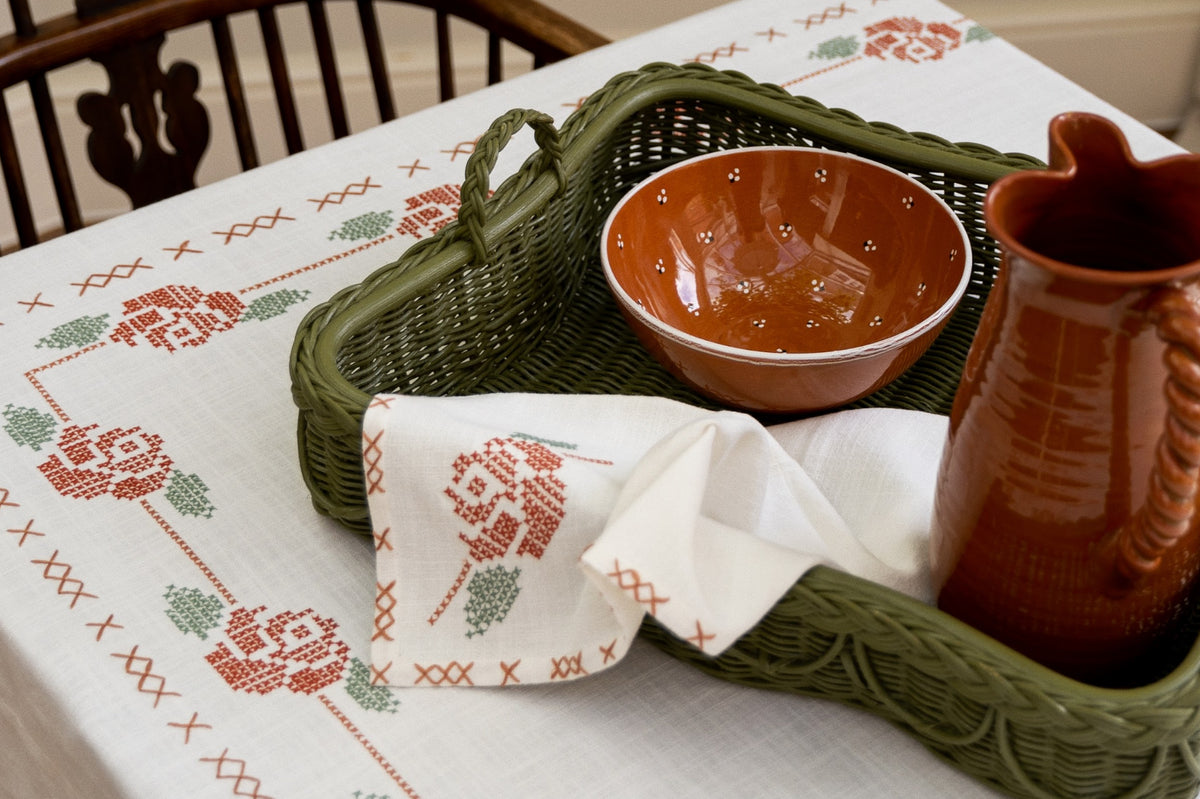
(599, 145, 974, 365)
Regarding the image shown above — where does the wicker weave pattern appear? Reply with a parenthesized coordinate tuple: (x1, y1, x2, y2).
(290, 62, 1200, 799)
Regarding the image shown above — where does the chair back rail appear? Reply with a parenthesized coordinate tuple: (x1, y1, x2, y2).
(0, 0, 608, 250)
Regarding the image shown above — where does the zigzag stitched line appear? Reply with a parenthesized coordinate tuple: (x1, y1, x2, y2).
(70, 257, 153, 295)
(690, 42, 748, 63)
(362, 429, 386, 495)
(213, 208, 295, 245)
(308, 178, 382, 211)
(199, 749, 274, 799)
(373, 580, 397, 642)
(800, 2, 856, 29)
(110, 645, 181, 707)
(31, 549, 97, 608)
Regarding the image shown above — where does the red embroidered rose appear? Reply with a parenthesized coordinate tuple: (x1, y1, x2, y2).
(863, 17, 962, 63)
(206, 606, 349, 695)
(38, 423, 173, 500)
(110, 284, 245, 353)
(445, 436, 566, 562)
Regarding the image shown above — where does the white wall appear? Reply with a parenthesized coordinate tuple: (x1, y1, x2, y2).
(1, 0, 1198, 245)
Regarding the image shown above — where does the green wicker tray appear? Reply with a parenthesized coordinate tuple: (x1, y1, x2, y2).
(290, 62, 1200, 799)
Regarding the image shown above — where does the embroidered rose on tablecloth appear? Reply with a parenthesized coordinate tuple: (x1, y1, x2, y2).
(205, 606, 350, 695)
(38, 423, 173, 500)
(110, 284, 245, 353)
(863, 17, 963, 63)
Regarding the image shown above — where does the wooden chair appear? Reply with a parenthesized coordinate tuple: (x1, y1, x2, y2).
(0, 0, 609, 250)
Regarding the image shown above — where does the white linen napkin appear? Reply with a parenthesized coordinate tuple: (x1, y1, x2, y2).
(362, 393, 946, 687)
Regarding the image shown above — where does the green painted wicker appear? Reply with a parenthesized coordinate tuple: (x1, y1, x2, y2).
(290, 62, 1200, 799)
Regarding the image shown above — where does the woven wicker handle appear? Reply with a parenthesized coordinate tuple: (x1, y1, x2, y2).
(458, 108, 566, 263)
(1113, 286, 1200, 584)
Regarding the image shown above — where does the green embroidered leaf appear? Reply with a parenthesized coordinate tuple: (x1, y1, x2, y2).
(810, 35, 859, 60)
(36, 314, 111, 349)
(2, 404, 57, 451)
(165, 470, 216, 519)
(343, 657, 399, 714)
(329, 210, 395, 242)
(463, 565, 521, 638)
(164, 585, 225, 639)
(966, 25, 995, 43)
(240, 288, 312, 322)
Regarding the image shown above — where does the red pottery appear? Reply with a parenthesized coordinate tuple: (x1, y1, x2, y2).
(930, 113, 1200, 686)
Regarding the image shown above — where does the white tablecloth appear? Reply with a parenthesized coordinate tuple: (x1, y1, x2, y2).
(0, 1, 1184, 797)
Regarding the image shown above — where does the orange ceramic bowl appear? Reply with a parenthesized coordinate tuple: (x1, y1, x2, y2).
(601, 147, 972, 413)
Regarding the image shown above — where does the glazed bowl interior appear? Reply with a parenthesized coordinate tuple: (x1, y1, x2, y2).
(602, 147, 971, 362)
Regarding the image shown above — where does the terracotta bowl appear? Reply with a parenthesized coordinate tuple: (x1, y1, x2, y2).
(601, 146, 972, 413)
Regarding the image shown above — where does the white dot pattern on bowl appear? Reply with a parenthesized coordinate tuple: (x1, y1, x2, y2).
(620, 159, 956, 350)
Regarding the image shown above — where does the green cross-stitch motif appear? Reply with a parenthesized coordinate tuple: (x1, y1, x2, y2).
(810, 35, 859, 60)
(352, 792, 392, 799)
(164, 585, 225, 639)
(966, 25, 995, 44)
(329, 210, 395, 242)
(343, 657, 399, 714)
(2, 404, 57, 451)
(165, 471, 216, 519)
(36, 314, 111, 350)
(463, 565, 521, 638)
(241, 288, 312, 323)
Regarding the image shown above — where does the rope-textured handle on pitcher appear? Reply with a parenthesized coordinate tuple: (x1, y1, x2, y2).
(1115, 287, 1200, 582)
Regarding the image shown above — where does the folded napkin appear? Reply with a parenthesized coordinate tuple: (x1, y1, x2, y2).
(362, 393, 946, 687)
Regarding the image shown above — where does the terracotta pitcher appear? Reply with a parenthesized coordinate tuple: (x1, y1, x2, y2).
(930, 112, 1200, 686)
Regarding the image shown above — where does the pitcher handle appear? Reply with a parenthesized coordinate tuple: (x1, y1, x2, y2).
(1113, 286, 1200, 583)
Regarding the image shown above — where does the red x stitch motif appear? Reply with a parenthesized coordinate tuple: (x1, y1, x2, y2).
(373, 526, 392, 552)
(500, 659, 521, 686)
(167, 711, 211, 744)
(398, 159, 431, 177)
(163, 240, 203, 260)
(370, 661, 392, 686)
(687, 620, 716, 652)
(7, 518, 45, 547)
(86, 614, 124, 641)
